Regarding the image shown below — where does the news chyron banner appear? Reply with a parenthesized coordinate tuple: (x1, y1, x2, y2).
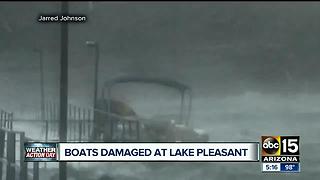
(24, 142, 259, 162)
(261, 136, 300, 173)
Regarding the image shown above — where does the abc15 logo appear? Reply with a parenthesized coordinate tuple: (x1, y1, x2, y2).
(261, 136, 299, 156)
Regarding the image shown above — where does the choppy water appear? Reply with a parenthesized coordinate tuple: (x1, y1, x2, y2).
(11, 94, 320, 179)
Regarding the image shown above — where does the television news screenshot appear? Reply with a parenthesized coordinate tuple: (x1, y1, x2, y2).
(0, 1, 318, 180)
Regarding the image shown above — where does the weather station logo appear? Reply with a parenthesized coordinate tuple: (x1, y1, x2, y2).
(261, 136, 300, 173)
(24, 143, 57, 162)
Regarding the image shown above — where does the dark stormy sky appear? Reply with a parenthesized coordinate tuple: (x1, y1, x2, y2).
(1, 2, 320, 114)
(2, 4, 320, 179)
